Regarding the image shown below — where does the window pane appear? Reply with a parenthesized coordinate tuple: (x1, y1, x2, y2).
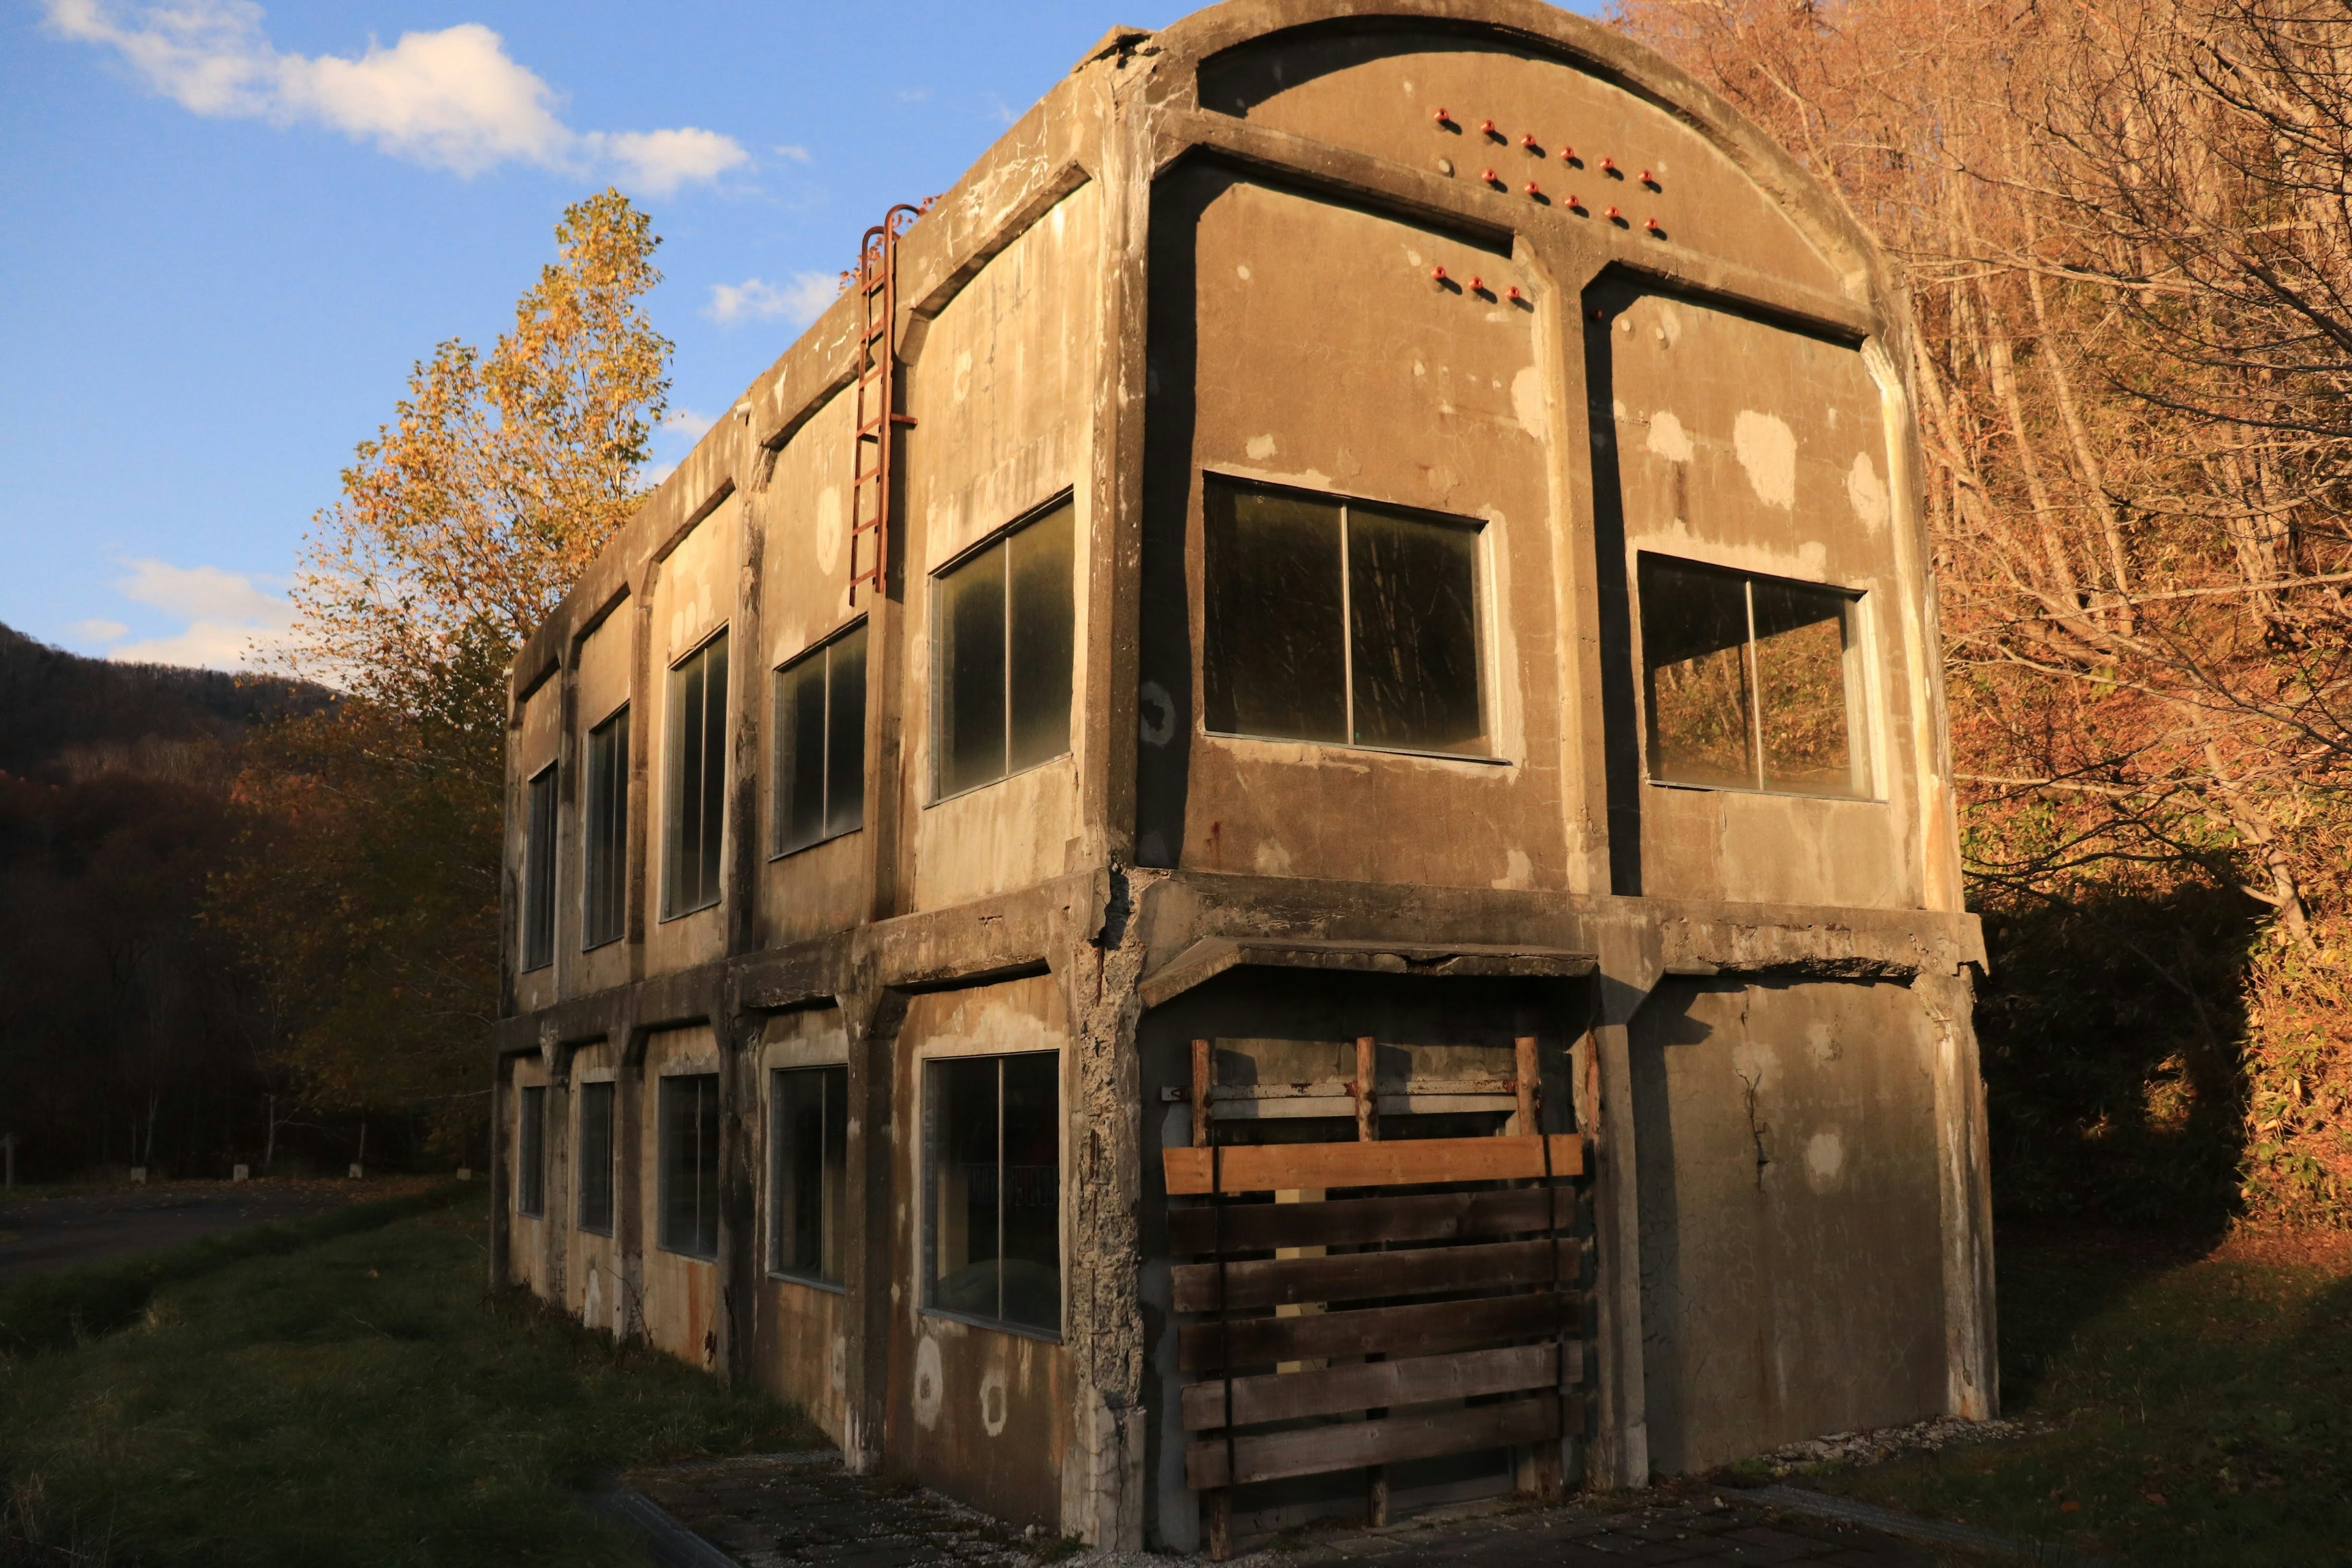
(699, 635, 728, 905)
(524, 769, 557, 971)
(666, 655, 702, 914)
(517, 1085, 545, 1215)
(928, 1055, 1002, 1318)
(774, 651, 829, 853)
(824, 626, 867, 840)
(771, 1066, 846, 1280)
(660, 1074, 719, 1258)
(583, 712, 627, 949)
(1000, 1053, 1061, 1332)
(1346, 505, 1485, 753)
(1203, 484, 1346, 742)
(578, 1081, 615, 1232)
(1641, 559, 1756, 788)
(938, 543, 1008, 794)
(1752, 581, 1863, 797)
(1006, 506, 1075, 773)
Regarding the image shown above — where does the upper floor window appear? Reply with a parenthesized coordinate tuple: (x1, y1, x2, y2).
(772, 622, 867, 856)
(582, 706, 628, 949)
(935, 501, 1075, 797)
(1204, 479, 1488, 756)
(521, 766, 557, 971)
(1638, 554, 1869, 798)
(663, 631, 728, 919)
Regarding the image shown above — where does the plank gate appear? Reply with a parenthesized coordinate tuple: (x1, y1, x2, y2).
(1162, 1036, 1588, 1559)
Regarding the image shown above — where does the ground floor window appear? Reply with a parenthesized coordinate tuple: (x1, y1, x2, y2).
(515, 1085, 546, 1216)
(577, 1080, 615, 1234)
(923, 1052, 1060, 1333)
(769, 1066, 847, 1283)
(658, 1074, 720, 1258)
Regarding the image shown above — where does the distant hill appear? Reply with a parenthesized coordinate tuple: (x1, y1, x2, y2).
(0, 622, 330, 780)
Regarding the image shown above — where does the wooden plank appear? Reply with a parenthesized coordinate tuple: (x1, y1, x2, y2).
(1181, 1343, 1556, 1431)
(1162, 1134, 1583, 1195)
(1190, 1038, 1211, 1149)
(1173, 1237, 1575, 1313)
(1169, 1187, 1573, 1254)
(1186, 1395, 1559, 1490)
(1178, 1291, 1571, 1372)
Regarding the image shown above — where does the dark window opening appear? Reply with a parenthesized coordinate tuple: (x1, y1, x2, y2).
(1638, 554, 1867, 797)
(582, 707, 629, 949)
(522, 766, 557, 971)
(658, 1073, 720, 1259)
(935, 502, 1075, 796)
(577, 1080, 615, 1234)
(769, 1066, 848, 1282)
(516, 1085, 546, 1216)
(772, 623, 867, 856)
(924, 1052, 1060, 1334)
(663, 631, 728, 918)
(1204, 479, 1487, 755)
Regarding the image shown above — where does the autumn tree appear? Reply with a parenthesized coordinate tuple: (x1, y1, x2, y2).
(212, 190, 671, 1146)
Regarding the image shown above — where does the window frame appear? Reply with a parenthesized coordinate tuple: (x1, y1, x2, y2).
(581, 703, 630, 951)
(521, 764, 558, 972)
(1634, 551, 1875, 800)
(576, 1078, 616, 1235)
(769, 619, 869, 859)
(515, 1084, 546, 1217)
(766, 1064, 850, 1289)
(660, 628, 730, 922)
(927, 495, 1078, 804)
(655, 1071, 722, 1261)
(1199, 473, 1501, 764)
(919, 1048, 1064, 1342)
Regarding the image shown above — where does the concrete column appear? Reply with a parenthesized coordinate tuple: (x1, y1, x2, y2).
(1920, 967, 1999, 1419)
(841, 980, 907, 1474)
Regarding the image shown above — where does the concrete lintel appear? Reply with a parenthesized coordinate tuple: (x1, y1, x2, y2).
(1139, 934, 1596, 1009)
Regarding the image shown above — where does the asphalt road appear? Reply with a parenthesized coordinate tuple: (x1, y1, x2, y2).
(0, 1183, 358, 1283)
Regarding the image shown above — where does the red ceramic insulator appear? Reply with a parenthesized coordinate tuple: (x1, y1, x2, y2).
(1605, 205, 1621, 219)
(1521, 133, 1538, 148)
(1525, 181, 1541, 196)
(1560, 145, 1576, 161)
(1638, 168, 1654, 184)
(1507, 285, 1525, 301)
(1434, 107, 1450, 122)
(1567, 194, 1581, 208)
(1600, 155, 1618, 172)
(1431, 265, 1448, 281)
(1468, 276, 1485, 292)
(1645, 217, 1661, 233)
(1480, 118, 1498, 134)
(1482, 168, 1498, 183)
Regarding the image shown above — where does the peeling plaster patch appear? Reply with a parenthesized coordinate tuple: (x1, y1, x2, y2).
(584, 1265, 602, 1331)
(1613, 398, 1629, 420)
(979, 1368, 1009, 1436)
(953, 349, 974, 404)
(830, 1334, 848, 1395)
(1491, 847, 1536, 890)
(815, 486, 844, 576)
(1413, 360, 1426, 378)
(1656, 301, 1683, 346)
(913, 1335, 944, 1430)
(1809, 1020, 1842, 1064)
(1646, 410, 1694, 464)
(1733, 410, 1798, 510)
(1245, 434, 1277, 460)
(1405, 248, 1423, 266)
(1511, 365, 1545, 438)
(1253, 839, 1294, 876)
(1236, 263, 1253, 281)
(1806, 1129, 1846, 1190)
(1847, 450, 1891, 533)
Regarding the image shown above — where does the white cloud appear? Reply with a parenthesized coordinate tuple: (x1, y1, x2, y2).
(660, 407, 716, 442)
(104, 557, 294, 670)
(43, 0, 748, 189)
(706, 273, 838, 328)
(771, 142, 812, 164)
(72, 618, 130, 643)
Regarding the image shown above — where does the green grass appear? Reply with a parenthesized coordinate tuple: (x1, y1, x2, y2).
(1813, 1225, 2352, 1565)
(0, 1199, 820, 1567)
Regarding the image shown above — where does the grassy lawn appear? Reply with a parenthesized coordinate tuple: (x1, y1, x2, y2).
(0, 1191, 818, 1567)
(1813, 1224, 2352, 1566)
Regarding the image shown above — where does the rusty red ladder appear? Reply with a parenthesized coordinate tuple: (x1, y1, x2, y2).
(847, 203, 926, 605)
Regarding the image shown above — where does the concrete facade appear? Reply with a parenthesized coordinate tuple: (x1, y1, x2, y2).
(492, 1, 1996, 1552)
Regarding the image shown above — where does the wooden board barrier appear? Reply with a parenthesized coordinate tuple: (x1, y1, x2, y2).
(1167, 1187, 1574, 1254)
(1172, 1236, 1576, 1313)
(1180, 1343, 1559, 1431)
(1162, 1133, 1583, 1196)
(1186, 1395, 1560, 1490)
(1178, 1291, 1570, 1373)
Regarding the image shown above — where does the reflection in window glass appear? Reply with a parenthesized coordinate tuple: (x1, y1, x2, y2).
(925, 1052, 1060, 1333)
(663, 633, 729, 918)
(1638, 555, 1867, 797)
(658, 1073, 720, 1259)
(522, 767, 557, 971)
(769, 1066, 847, 1282)
(1203, 480, 1486, 755)
(582, 709, 628, 949)
(772, 624, 867, 856)
(578, 1080, 615, 1234)
(935, 504, 1074, 796)
(516, 1085, 545, 1216)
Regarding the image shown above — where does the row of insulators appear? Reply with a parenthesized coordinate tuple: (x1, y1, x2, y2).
(1433, 108, 1661, 191)
(1425, 268, 1529, 301)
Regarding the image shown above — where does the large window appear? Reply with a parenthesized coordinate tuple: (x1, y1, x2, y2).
(522, 766, 557, 971)
(516, 1085, 546, 1216)
(663, 631, 729, 918)
(772, 624, 867, 856)
(658, 1073, 720, 1258)
(582, 707, 629, 949)
(1638, 554, 1868, 797)
(1204, 480, 1487, 756)
(769, 1066, 848, 1283)
(935, 502, 1075, 797)
(577, 1080, 616, 1234)
(924, 1052, 1060, 1333)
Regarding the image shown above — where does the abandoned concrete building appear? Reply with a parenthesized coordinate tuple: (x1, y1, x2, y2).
(492, 0, 1997, 1553)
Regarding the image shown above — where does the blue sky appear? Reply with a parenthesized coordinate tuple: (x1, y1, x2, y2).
(0, 1, 1594, 669)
